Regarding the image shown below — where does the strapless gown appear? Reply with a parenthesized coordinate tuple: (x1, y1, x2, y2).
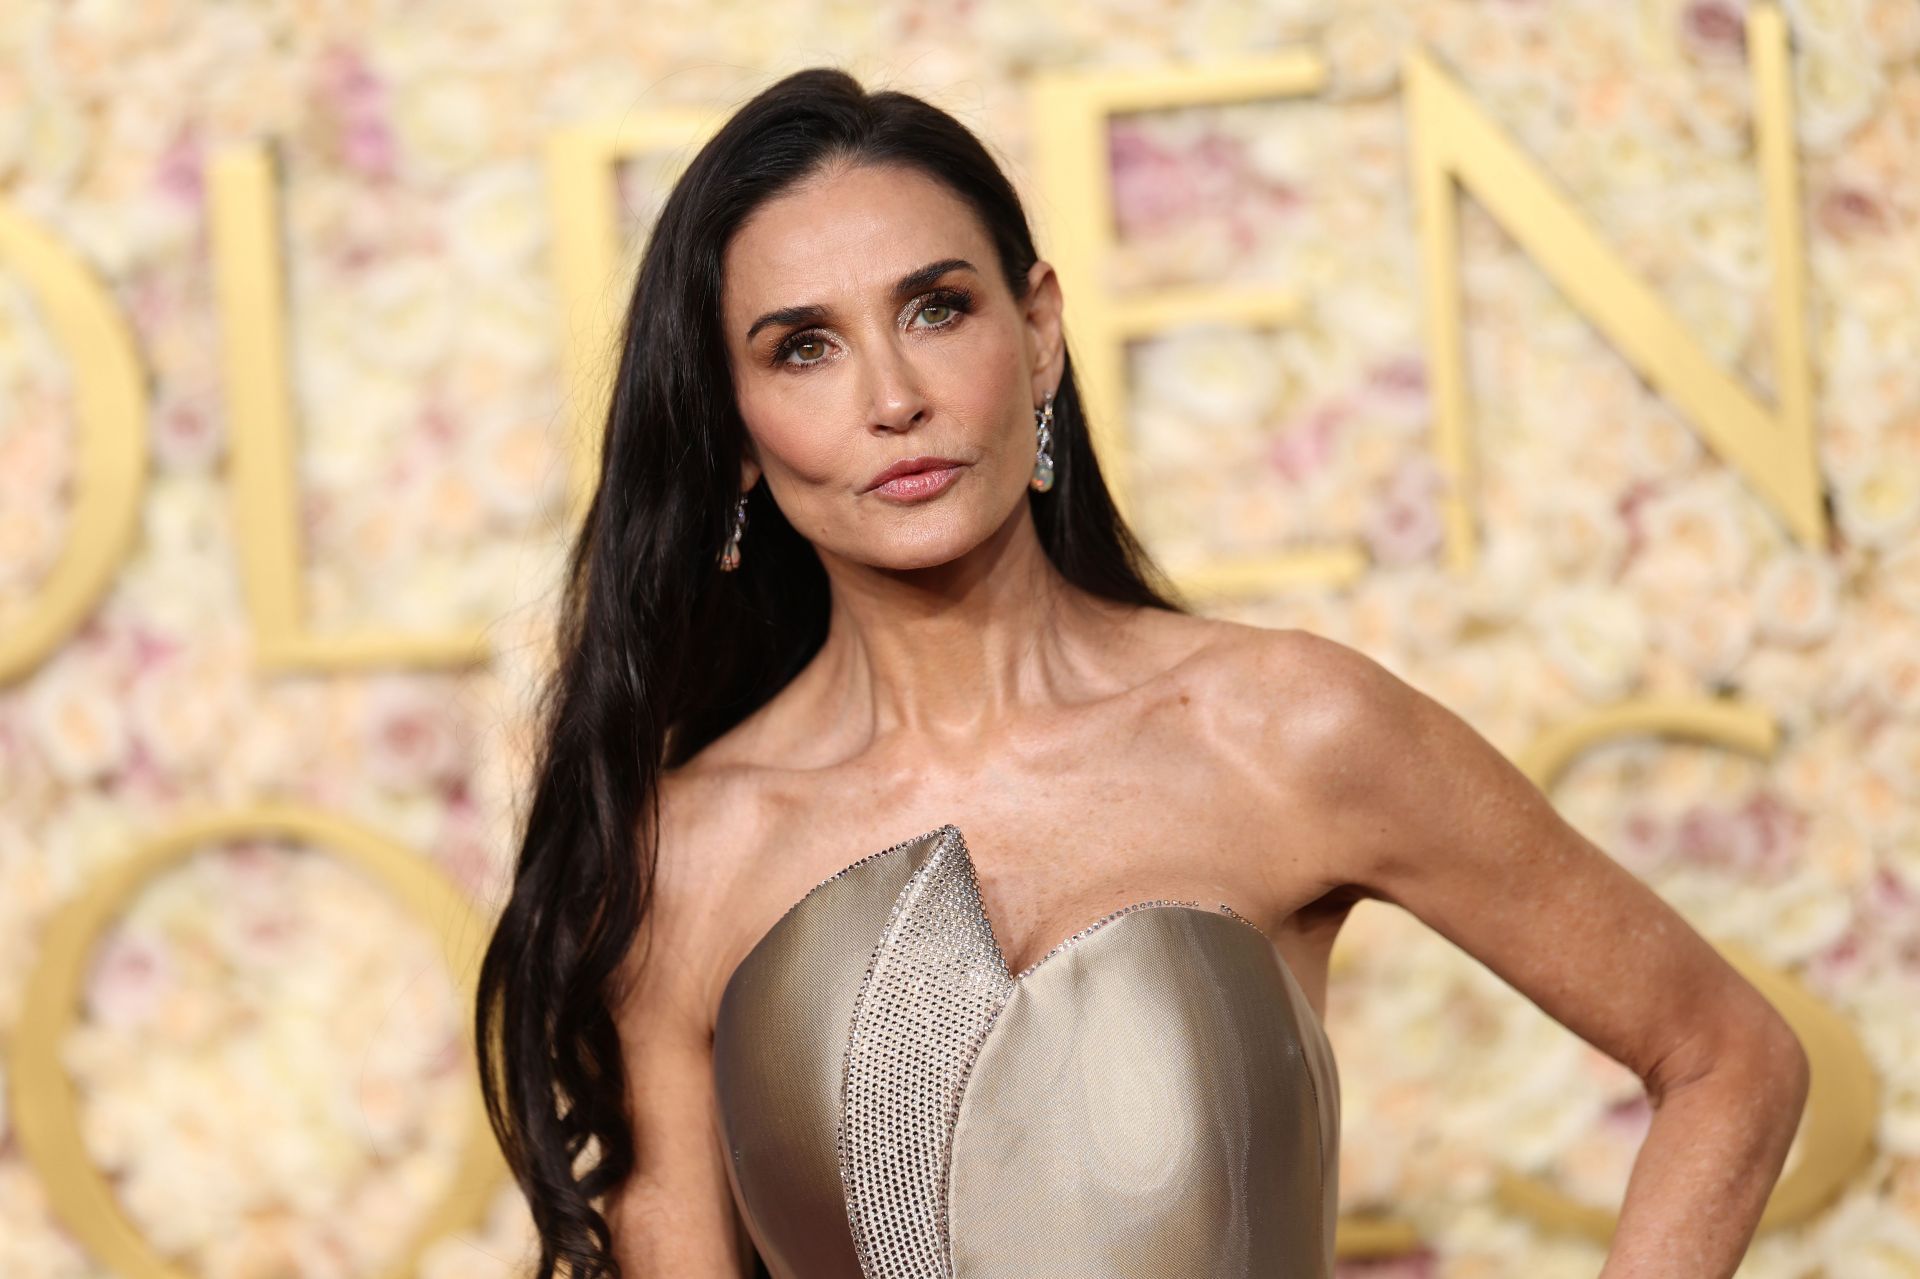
(712, 823, 1340, 1278)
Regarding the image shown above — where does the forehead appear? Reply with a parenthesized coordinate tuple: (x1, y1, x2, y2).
(721, 163, 991, 317)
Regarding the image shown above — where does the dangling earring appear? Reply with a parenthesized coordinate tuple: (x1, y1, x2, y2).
(1030, 390, 1056, 493)
(718, 492, 748, 572)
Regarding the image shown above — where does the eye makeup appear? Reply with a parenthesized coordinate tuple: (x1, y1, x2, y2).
(768, 286, 977, 371)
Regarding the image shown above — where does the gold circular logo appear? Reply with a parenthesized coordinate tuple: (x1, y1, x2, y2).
(10, 805, 509, 1279)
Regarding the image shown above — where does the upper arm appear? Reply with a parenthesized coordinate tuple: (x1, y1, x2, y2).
(1273, 631, 1807, 1101)
(603, 796, 755, 1277)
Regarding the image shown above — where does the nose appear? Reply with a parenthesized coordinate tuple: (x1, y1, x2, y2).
(862, 334, 931, 434)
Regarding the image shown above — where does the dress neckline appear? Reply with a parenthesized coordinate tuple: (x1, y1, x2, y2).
(717, 822, 1325, 1033)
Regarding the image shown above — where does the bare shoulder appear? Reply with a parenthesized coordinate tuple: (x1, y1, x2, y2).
(1161, 618, 1401, 763)
(1156, 620, 1438, 895)
(622, 750, 770, 1023)
(651, 747, 771, 924)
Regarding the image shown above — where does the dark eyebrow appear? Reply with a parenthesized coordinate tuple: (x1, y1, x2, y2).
(744, 257, 979, 343)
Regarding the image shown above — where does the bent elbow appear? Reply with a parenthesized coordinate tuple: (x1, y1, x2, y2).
(1766, 1017, 1812, 1115)
(1725, 1004, 1811, 1137)
(1647, 996, 1809, 1114)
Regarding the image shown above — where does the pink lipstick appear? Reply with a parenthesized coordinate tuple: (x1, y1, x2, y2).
(864, 455, 967, 502)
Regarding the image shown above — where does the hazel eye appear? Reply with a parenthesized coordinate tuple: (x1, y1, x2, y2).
(772, 331, 833, 367)
(913, 288, 973, 328)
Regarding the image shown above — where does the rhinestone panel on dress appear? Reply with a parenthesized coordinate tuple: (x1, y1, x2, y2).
(838, 826, 1013, 1279)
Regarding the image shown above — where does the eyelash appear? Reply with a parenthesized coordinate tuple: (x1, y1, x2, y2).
(769, 286, 976, 370)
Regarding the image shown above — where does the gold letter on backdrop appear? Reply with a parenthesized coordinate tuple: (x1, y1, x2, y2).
(1030, 54, 1374, 601)
(0, 200, 148, 686)
(1407, 1, 1827, 574)
(545, 112, 715, 523)
(10, 805, 506, 1279)
(207, 145, 490, 671)
(1499, 698, 1877, 1237)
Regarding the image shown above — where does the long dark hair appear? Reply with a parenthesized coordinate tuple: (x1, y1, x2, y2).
(475, 65, 1187, 1279)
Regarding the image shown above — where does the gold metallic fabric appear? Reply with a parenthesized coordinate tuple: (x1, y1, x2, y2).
(712, 825, 1339, 1278)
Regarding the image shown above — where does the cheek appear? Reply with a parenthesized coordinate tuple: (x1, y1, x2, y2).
(940, 325, 1026, 437)
(737, 383, 858, 482)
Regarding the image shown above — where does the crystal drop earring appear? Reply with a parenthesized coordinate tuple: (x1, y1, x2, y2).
(718, 492, 748, 572)
(1030, 390, 1056, 493)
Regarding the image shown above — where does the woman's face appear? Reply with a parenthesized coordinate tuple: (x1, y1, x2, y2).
(720, 161, 1063, 571)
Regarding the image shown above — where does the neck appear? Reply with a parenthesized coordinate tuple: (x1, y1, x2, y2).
(802, 504, 1127, 745)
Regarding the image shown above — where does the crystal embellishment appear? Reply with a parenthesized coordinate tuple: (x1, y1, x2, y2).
(838, 826, 1012, 1278)
(820, 823, 1315, 1277)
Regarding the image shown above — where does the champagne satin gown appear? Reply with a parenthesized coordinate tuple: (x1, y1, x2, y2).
(712, 823, 1341, 1278)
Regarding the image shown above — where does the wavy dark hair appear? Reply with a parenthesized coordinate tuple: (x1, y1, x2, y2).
(475, 65, 1187, 1279)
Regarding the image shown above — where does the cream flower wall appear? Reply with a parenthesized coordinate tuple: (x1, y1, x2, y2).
(1, 0, 1916, 1276)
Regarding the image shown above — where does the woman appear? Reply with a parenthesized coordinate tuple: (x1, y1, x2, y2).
(476, 67, 1809, 1279)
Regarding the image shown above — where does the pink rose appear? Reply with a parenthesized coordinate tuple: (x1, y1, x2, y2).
(86, 930, 174, 1030)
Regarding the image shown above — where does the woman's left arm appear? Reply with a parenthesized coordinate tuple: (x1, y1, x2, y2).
(1274, 635, 1810, 1279)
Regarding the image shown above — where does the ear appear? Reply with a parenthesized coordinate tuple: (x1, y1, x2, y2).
(1022, 259, 1065, 405)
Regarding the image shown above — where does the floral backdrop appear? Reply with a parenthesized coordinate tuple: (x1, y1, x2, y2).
(3, 0, 1918, 1276)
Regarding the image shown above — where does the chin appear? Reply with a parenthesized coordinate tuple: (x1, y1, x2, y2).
(864, 518, 985, 572)
(874, 543, 976, 572)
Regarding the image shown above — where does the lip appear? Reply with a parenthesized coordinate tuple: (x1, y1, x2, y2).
(863, 455, 968, 500)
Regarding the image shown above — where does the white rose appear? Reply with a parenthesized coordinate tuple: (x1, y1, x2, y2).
(1650, 583, 1755, 684)
(1837, 456, 1920, 550)
(396, 74, 498, 179)
(447, 163, 546, 274)
(341, 255, 460, 374)
(1536, 583, 1648, 702)
(1630, 473, 1756, 589)
(1792, 39, 1884, 152)
(1753, 551, 1842, 646)
(1319, 3, 1416, 99)
(1753, 868, 1855, 965)
(25, 657, 129, 784)
(1133, 325, 1284, 429)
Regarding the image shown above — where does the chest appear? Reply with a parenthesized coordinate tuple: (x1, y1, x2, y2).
(708, 796, 1344, 1045)
(701, 690, 1347, 1031)
(710, 824, 1342, 1278)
